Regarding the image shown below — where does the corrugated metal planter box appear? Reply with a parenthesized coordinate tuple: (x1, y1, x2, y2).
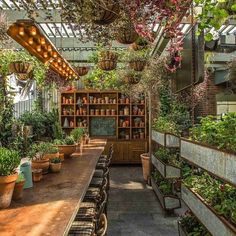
(181, 184, 236, 236)
(151, 177, 181, 210)
(177, 221, 187, 236)
(180, 139, 236, 186)
(151, 154, 181, 179)
(152, 130, 180, 148)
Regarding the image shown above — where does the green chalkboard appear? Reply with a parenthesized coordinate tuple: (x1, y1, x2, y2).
(90, 117, 116, 137)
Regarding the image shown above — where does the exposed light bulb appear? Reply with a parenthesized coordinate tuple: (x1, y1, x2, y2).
(36, 45, 41, 52)
(40, 37, 46, 45)
(29, 26, 37, 36)
(19, 27, 24, 36)
(43, 52, 48, 58)
(52, 52, 57, 58)
(48, 45, 52, 52)
(28, 37, 33, 45)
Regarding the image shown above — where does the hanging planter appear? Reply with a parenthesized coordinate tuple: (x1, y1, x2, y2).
(129, 60, 146, 71)
(92, 0, 120, 25)
(9, 61, 32, 74)
(124, 70, 141, 85)
(130, 37, 149, 51)
(116, 22, 138, 44)
(98, 51, 118, 71)
(76, 66, 89, 76)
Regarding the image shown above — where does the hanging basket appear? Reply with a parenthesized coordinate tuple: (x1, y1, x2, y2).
(130, 42, 146, 51)
(76, 66, 89, 76)
(124, 75, 141, 85)
(9, 61, 32, 75)
(116, 24, 138, 44)
(98, 59, 117, 71)
(129, 60, 146, 71)
(100, 51, 118, 60)
(92, 0, 120, 25)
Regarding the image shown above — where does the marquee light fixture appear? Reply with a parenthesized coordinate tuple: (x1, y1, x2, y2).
(7, 19, 78, 80)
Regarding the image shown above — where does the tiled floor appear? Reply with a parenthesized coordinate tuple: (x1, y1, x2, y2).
(107, 166, 179, 236)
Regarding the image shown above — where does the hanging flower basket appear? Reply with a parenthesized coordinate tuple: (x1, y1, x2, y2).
(130, 37, 149, 51)
(129, 60, 146, 71)
(124, 75, 141, 85)
(9, 61, 32, 75)
(98, 51, 118, 71)
(76, 66, 89, 76)
(92, 0, 120, 25)
(116, 23, 138, 44)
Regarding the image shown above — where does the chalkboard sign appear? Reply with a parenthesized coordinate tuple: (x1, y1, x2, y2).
(90, 117, 116, 137)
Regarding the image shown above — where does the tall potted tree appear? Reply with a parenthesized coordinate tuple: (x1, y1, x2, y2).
(0, 147, 20, 208)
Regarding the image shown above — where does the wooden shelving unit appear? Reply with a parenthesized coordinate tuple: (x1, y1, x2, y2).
(60, 90, 148, 164)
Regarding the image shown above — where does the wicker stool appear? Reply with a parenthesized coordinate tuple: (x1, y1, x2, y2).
(68, 221, 95, 236)
(96, 213, 108, 236)
(93, 169, 105, 178)
(84, 187, 102, 203)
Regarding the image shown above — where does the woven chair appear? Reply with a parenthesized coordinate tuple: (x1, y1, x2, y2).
(68, 221, 95, 236)
(75, 202, 97, 222)
(96, 214, 108, 236)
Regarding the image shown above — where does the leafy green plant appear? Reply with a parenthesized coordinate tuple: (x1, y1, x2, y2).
(54, 136, 76, 145)
(179, 213, 211, 235)
(0, 148, 20, 176)
(28, 142, 57, 160)
(152, 117, 179, 135)
(135, 37, 149, 46)
(121, 48, 150, 62)
(71, 128, 84, 142)
(183, 170, 236, 224)
(194, 0, 236, 41)
(16, 172, 25, 183)
(190, 113, 236, 152)
(50, 157, 61, 164)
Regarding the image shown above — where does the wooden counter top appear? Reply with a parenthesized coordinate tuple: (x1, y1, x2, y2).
(0, 139, 106, 236)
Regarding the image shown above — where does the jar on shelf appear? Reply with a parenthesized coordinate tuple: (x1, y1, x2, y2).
(93, 97, 97, 104)
(90, 109, 94, 116)
(95, 109, 100, 116)
(79, 107, 83, 114)
(125, 134, 130, 140)
(133, 105, 138, 115)
(63, 108, 67, 116)
(83, 97, 87, 104)
(113, 99, 116, 104)
(125, 98, 129, 104)
(69, 109, 73, 115)
(69, 97, 73, 104)
(76, 109, 80, 115)
(120, 98, 124, 104)
(105, 97, 109, 104)
(141, 109, 145, 115)
(101, 109, 105, 116)
(140, 132, 145, 139)
(111, 109, 116, 115)
(79, 122, 83, 127)
(119, 110, 124, 116)
(101, 98, 105, 104)
(70, 121, 74, 128)
(140, 121, 145, 127)
(125, 120, 129, 126)
(120, 119, 124, 127)
(83, 110, 87, 116)
(62, 97, 66, 104)
(65, 98, 69, 104)
(124, 106, 129, 116)
(106, 109, 110, 116)
(122, 122, 126, 127)
(97, 98, 101, 104)
(109, 98, 113, 104)
(89, 96, 93, 104)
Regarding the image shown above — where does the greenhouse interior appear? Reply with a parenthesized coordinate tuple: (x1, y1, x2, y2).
(0, 0, 236, 236)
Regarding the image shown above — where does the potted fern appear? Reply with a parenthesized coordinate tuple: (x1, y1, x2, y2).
(0, 147, 20, 208)
(50, 157, 62, 173)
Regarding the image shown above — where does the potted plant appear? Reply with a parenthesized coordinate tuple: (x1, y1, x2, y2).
(126, 50, 148, 71)
(12, 172, 25, 200)
(131, 37, 149, 51)
(116, 21, 138, 44)
(54, 136, 76, 158)
(32, 169, 42, 182)
(28, 142, 51, 174)
(123, 70, 142, 85)
(50, 157, 62, 173)
(71, 128, 84, 151)
(0, 147, 20, 208)
(43, 144, 59, 160)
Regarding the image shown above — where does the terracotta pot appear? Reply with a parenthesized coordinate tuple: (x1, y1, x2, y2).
(59, 153, 64, 161)
(56, 145, 76, 158)
(31, 159, 50, 174)
(12, 180, 25, 200)
(0, 173, 18, 208)
(140, 153, 150, 182)
(43, 152, 59, 160)
(32, 169, 42, 182)
(129, 60, 146, 71)
(50, 163, 61, 173)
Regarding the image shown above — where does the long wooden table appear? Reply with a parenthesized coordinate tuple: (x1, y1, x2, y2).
(0, 139, 106, 236)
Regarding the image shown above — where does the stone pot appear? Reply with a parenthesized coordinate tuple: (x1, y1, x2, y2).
(50, 163, 62, 173)
(0, 173, 18, 208)
(31, 159, 50, 174)
(12, 179, 25, 200)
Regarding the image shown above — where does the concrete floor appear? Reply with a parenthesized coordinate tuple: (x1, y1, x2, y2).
(107, 166, 179, 236)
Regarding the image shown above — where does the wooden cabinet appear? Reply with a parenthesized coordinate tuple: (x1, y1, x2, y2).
(104, 140, 148, 164)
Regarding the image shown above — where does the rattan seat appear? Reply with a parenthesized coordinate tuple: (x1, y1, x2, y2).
(75, 202, 97, 221)
(89, 178, 103, 188)
(68, 220, 95, 236)
(84, 187, 101, 202)
(93, 169, 104, 178)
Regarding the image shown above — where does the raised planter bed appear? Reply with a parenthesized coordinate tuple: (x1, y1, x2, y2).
(180, 138, 236, 186)
(152, 130, 180, 148)
(177, 221, 187, 236)
(151, 154, 181, 179)
(181, 184, 236, 236)
(151, 177, 181, 211)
